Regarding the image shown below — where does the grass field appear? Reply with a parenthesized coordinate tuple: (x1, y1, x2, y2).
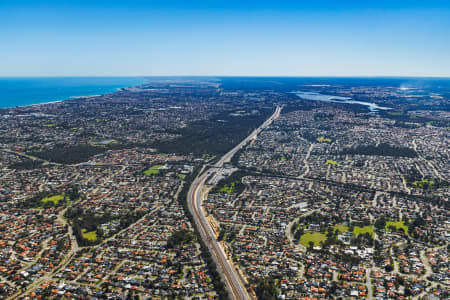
(144, 169, 160, 175)
(333, 224, 349, 233)
(41, 194, 64, 206)
(144, 164, 163, 176)
(386, 221, 408, 234)
(299, 231, 327, 247)
(411, 179, 435, 188)
(317, 136, 332, 143)
(332, 224, 374, 236)
(326, 160, 338, 165)
(178, 174, 187, 179)
(354, 225, 374, 236)
(81, 229, 98, 241)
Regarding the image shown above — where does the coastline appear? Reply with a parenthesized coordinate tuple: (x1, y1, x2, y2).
(1, 93, 104, 110)
(0, 77, 145, 109)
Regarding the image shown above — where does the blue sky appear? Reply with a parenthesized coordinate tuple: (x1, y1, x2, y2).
(1, 1, 449, 77)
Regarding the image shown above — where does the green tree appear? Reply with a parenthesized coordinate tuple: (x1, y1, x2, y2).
(375, 217, 386, 230)
(255, 278, 279, 300)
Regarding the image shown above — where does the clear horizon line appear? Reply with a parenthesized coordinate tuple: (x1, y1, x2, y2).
(1, 75, 450, 79)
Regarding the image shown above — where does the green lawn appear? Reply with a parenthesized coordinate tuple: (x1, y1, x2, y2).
(299, 231, 327, 247)
(333, 224, 349, 234)
(81, 229, 98, 241)
(332, 224, 373, 236)
(317, 136, 332, 143)
(144, 169, 160, 175)
(326, 160, 338, 165)
(41, 194, 64, 206)
(386, 221, 408, 234)
(411, 179, 435, 188)
(178, 174, 187, 179)
(144, 164, 164, 176)
(354, 225, 374, 237)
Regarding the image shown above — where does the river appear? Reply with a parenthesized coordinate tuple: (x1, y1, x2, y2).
(293, 91, 390, 112)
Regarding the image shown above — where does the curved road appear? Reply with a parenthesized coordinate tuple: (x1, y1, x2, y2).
(187, 106, 282, 300)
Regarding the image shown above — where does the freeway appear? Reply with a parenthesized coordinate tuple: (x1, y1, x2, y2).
(187, 106, 282, 300)
(215, 106, 282, 167)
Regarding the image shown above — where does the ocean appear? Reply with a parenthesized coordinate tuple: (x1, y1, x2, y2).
(0, 77, 146, 108)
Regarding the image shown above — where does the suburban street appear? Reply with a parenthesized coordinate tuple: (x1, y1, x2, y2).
(187, 106, 282, 300)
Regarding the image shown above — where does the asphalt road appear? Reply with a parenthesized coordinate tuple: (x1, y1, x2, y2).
(187, 106, 282, 300)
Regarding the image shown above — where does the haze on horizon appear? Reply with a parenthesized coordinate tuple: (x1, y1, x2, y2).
(1, 0, 450, 77)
